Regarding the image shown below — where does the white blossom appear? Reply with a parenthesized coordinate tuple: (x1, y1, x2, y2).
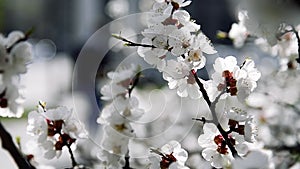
(26, 104, 87, 159)
(0, 31, 32, 118)
(206, 56, 260, 102)
(162, 59, 202, 99)
(150, 140, 189, 169)
(228, 22, 248, 48)
(198, 123, 232, 168)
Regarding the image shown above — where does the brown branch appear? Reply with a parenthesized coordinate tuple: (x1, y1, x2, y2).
(192, 70, 240, 158)
(191, 70, 211, 106)
(291, 26, 300, 64)
(123, 151, 133, 169)
(66, 143, 77, 168)
(0, 122, 36, 169)
(112, 34, 156, 48)
(128, 71, 141, 97)
(6, 28, 34, 53)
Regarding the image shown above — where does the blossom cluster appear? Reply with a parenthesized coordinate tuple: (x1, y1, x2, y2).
(195, 55, 260, 168)
(136, 0, 217, 99)
(97, 64, 145, 168)
(27, 102, 87, 159)
(112, 0, 263, 168)
(149, 140, 189, 169)
(228, 0, 300, 70)
(0, 31, 32, 117)
(103, 1, 266, 169)
(246, 70, 300, 166)
(204, 56, 261, 102)
(5, 0, 298, 168)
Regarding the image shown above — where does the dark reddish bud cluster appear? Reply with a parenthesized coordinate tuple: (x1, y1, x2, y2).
(160, 152, 177, 169)
(214, 134, 235, 155)
(46, 119, 76, 151)
(171, 1, 180, 10)
(191, 69, 197, 75)
(47, 119, 64, 136)
(26, 154, 34, 161)
(228, 119, 245, 135)
(55, 133, 76, 151)
(222, 70, 237, 96)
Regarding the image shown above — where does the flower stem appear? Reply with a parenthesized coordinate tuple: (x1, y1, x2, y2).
(0, 121, 36, 169)
(112, 34, 156, 48)
(123, 151, 132, 169)
(128, 71, 142, 97)
(66, 143, 77, 167)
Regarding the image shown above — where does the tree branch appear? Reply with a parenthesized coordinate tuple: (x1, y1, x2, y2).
(0, 122, 36, 169)
(192, 70, 240, 158)
(112, 34, 156, 48)
(191, 70, 211, 107)
(6, 28, 34, 53)
(291, 26, 300, 64)
(123, 151, 133, 169)
(66, 143, 77, 168)
(128, 71, 141, 97)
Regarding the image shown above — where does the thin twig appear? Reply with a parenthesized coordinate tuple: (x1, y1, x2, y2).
(6, 28, 34, 53)
(128, 71, 141, 97)
(0, 122, 36, 169)
(123, 151, 132, 169)
(112, 34, 156, 48)
(291, 26, 300, 63)
(66, 143, 77, 167)
(191, 70, 211, 107)
(192, 117, 214, 124)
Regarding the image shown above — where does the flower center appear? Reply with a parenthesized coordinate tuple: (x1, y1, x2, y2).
(214, 134, 228, 154)
(213, 134, 236, 155)
(222, 70, 237, 95)
(160, 152, 177, 169)
(47, 119, 64, 136)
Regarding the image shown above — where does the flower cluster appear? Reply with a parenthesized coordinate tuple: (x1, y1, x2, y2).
(190, 55, 260, 168)
(247, 70, 300, 147)
(136, 0, 217, 99)
(228, 1, 300, 69)
(97, 64, 145, 168)
(198, 114, 256, 168)
(204, 56, 261, 102)
(0, 31, 32, 117)
(149, 140, 189, 169)
(27, 102, 87, 159)
(112, 1, 262, 168)
(3, 0, 300, 168)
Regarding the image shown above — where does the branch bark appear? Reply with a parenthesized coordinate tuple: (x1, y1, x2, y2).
(192, 70, 240, 158)
(0, 122, 35, 169)
(292, 26, 300, 64)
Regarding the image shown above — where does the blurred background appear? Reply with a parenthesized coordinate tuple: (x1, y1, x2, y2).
(0, 0, 279, 168)
(0, 0, 235, 55)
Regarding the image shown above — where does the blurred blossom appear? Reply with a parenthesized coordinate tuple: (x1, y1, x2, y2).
(139, 0, 155, 12)
(21, 55, 73, 107)
(105, 0, 130, 19)
(34, 39, 56, 61)
(232, 150, 274, 169)
(0, 30, 33, 117)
